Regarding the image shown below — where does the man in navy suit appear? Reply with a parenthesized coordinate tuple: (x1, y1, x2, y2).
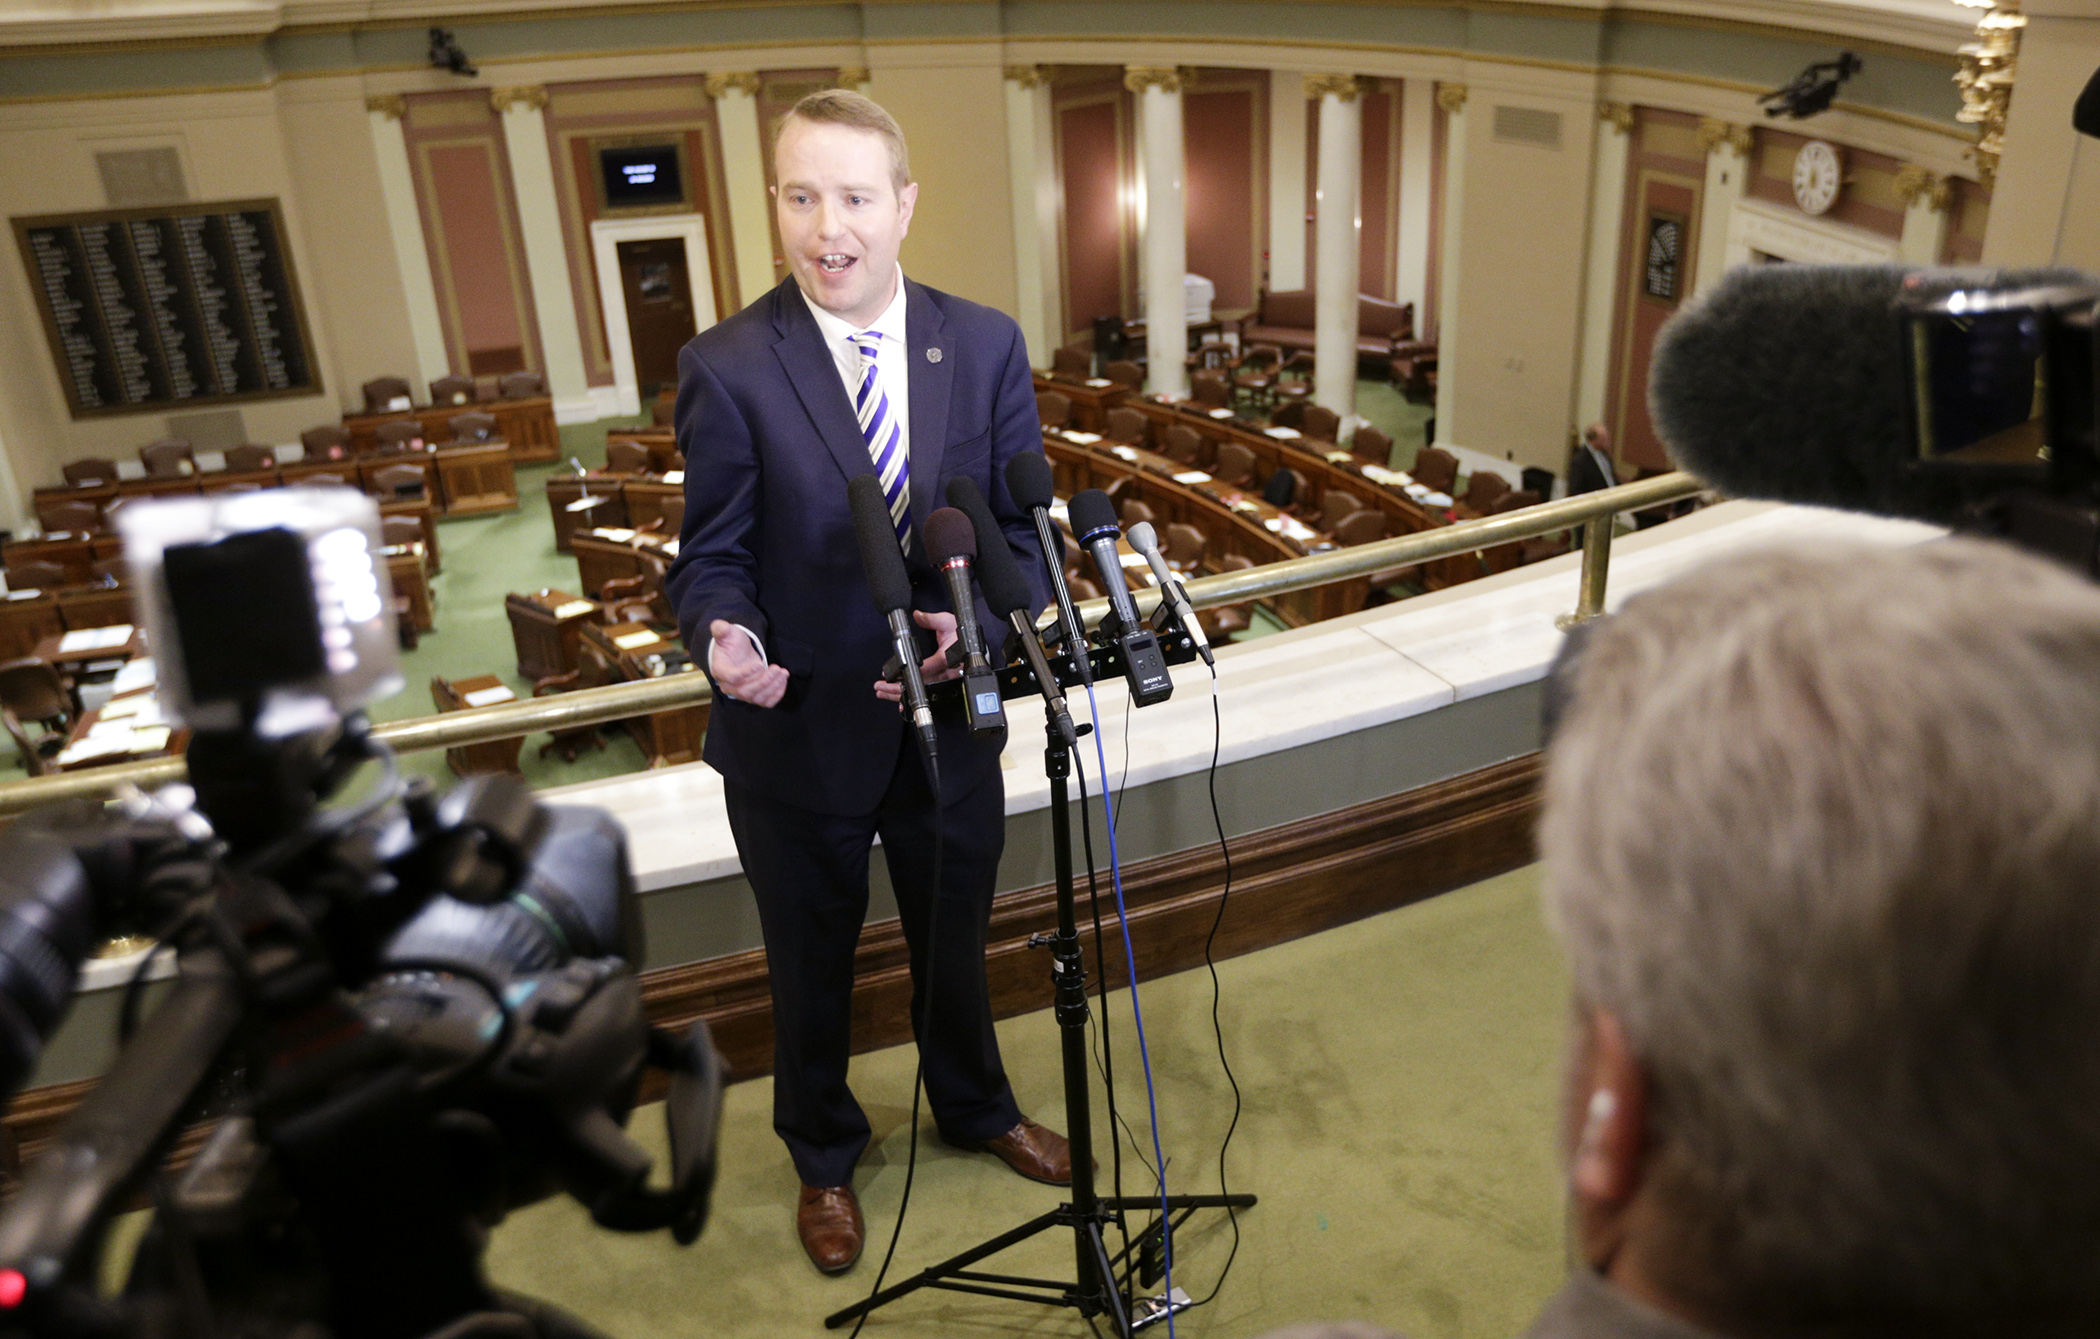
(664, 90, 1071, 1275)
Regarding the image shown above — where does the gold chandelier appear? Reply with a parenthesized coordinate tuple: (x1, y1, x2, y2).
(1953, 0, 2024, 186)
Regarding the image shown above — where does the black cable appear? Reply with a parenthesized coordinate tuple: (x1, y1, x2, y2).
(1076, 760, 1157, 1199)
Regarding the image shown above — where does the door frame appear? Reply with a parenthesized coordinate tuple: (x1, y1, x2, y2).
(590, 213, 716, 417)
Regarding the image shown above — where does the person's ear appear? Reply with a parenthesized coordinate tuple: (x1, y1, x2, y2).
(897, 180, 918, 236)
(1570, 1008, 1648, 1210)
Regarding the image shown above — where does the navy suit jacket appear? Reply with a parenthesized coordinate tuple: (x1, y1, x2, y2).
(665, 276, 1049, 817)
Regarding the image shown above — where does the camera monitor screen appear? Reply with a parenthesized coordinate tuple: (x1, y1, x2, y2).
(600, 145, 684, 210)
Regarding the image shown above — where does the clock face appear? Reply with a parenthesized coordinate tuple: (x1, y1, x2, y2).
(1793, 139, 1843, 216)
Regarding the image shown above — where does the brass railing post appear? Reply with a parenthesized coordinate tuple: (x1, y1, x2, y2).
(1558, 515, 1615, 629)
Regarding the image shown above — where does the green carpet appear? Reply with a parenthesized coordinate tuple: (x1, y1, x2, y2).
(481, 865, 1572, 1338)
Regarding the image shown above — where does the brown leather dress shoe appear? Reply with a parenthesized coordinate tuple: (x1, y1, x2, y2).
(796, 1183, 864, 1274)
(962, 1117, 1075, 1186)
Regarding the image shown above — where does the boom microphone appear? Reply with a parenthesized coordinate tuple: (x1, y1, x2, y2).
(946, 477, 1077, 747)
(1005, 452, 1093, 688)
(923, 506, 1006, 737)
(1067, 489, 1173, 706)
(1125, 521, 1213, 668)
(849, 473, 938, 781)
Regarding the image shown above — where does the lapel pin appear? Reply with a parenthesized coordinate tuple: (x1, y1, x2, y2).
(927, 347, 943, 363)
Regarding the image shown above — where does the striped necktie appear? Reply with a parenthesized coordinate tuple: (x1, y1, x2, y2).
(849, 330, 910, 553)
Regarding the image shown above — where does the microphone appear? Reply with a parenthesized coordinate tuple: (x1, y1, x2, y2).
(1005, 452, 1093, 688)
(923, 506, 1006, 737)
(1066, 489, 1173, 706)
(848, 473, 938, 780)
(947, 476, 1077, 747)
(1126, 521, 1213, 668)
(1649, 263, 2092, 525)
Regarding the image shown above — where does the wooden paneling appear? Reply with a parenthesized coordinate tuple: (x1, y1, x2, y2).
(403, 90, 543, 380)
(1055, 78, 1134, 341)
(1184, 74, 1265, 315)
(1607, 109, 1705, 476)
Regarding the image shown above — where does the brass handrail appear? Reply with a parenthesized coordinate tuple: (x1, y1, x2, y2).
(0, 471, 1704, 816)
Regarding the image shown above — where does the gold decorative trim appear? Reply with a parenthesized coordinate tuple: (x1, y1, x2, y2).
(1598, 100, 1634, 133)
(1954, 0, 2022, 187)
(1893, 162, 1951, 211)
(1305, 72, 1364, 102)
(833, 66, 870, 89)
(365, 93, 407, 119)
(1435, 82, 1467, 113)
(702, 71, 761, 99)
(488, 85, 549, 114)
(1695, 115, 1751, 156)
(1004, 63, 1046, 89)
(1125, 65, 1188, 94)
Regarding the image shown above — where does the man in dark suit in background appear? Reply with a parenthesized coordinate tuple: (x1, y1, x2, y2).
(664, 90, 1071, 1276)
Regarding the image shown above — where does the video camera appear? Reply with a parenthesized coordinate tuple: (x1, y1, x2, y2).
(0, 488, 722, 1339)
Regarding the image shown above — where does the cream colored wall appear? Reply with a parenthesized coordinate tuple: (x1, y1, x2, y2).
(1440, 66, 1600, 475)
(868, 44, 1020, 319)
(1982, 6, 2100, 270)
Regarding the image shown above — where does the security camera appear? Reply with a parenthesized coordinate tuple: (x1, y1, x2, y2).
(428, 27, 477, 79)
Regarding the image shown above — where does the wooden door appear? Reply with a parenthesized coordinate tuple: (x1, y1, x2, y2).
(617, 238, 698, 397)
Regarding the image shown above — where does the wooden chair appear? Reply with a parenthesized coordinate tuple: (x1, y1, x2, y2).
(429, 374, 476, 407)
(301, 424, 353, 461)
(1275, 351, 1316, 402)
(1412, 447, 1459, 495)
(1103, 407, 1147, 446)
(1187, 341, 1235, 373)
(299, 471, 351, 489)
(448, 411, 499, 443)
(1102, 359, 1143, 390)
(1161, 424, 1206, 467)
(1320, 489, 1365, 532)
(1463, 470, 1512, 512)
(1484, 489, 1547, 574)
(1213, 441, 1256, 487)
(361, 376, 413, 414)
(1301, 405, 1341, 443)
(499, 371, 546, 399)
(1232, 344, 1281, 411)
(1189, 371, 1231, 411)
(1261, 467, 1305, 512)
(139, 439, 194, 478)
(88, 556, 127, 586)
(1163, 522, 1206, 573)
(1199, 553, 1256, 641)
(381, 515, 426, 556)
(429, 676, 523, 776)
(224, 444, 277, 472)
(42, 500, 101, 535)
(373, 421, 426, 453)
(534, 641, 616, 761)
(1268, 399, 1306, 431)
(1332, 509, 1388, 546)
(605, 440, 652, 474)
(1037, 390, 1072, 430)
(475, 375, 505, 403)
(1350, 426, 1391, 468)
(370, 463, 429, 503)
(1067, 575, 1103, 603)
(1052, 344, 1091, 379)
(1120, 498, 1156, 530)
(8, 560, 67, 591)
(0, 658, 70, 773)
(62, 458, 117, 486)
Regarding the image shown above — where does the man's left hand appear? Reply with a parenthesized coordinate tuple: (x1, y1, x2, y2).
(873, 610, 961, 702)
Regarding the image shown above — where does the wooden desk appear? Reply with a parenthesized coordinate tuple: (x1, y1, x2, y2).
(358, 454, 438, 507)
(57, 583, 133, 632)
(571, 531, 673, 605)
(582, 622, 706, 768)
(621, 478, 685, 534)
(1033, 374, 1128, 432)
(31, 483, 118, 533)
(429, 674, 524, 776)
(343, 396, 558, 464)
(605, 429, 681, 474)
(386, 551, 435, 632)
(197, 468, 283, 494)
(379, 499, 441, 574)
(545, 475, 629, 554)
(54, 702, 184, 772)
(433, 442, 518, 516)
(5, 533, 98, 585)
(0, 591, 63, 663)
(506, 589, 599, 681)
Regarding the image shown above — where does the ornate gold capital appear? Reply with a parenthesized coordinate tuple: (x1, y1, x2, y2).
(1598, 101, 1634, 134)
(1125, 66, 1188, 95)
(1305, 72, 1363, 103)
(834, 67, 870, 90)
(1956, 1, 2023, 186)
(703, 71, 762, 99)
(489, 85, 548, 115)
(1004, 64, 1046, 89)
(365, 93, 406, 120)
(1893, 163, 1953, 211)
(1695, 116, 1752, 157)
(1435, 83, 1467, 113)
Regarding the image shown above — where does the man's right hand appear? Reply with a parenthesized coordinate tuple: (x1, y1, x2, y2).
(709, 619, 788, 708)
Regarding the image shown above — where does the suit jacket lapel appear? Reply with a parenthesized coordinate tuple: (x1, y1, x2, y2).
(904, 279, 952, 534)
(769, 280, 875, 489)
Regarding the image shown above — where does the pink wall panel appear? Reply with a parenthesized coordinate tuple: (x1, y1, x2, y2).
(1058, 96, 1129, 339)
(1184, 86, 1257, 312)
(427, 143, 526, 360)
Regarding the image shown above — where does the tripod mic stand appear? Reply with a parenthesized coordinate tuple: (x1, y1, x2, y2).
(826, 635, 1256, 1335)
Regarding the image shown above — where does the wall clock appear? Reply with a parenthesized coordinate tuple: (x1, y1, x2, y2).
(1793, 139, 1844, 216)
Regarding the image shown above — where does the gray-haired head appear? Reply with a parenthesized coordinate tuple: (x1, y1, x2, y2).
(1542, 536, 2100, 1336)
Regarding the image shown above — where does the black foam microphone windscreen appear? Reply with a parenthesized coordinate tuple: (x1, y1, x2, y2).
(1065, 487, 1119, 542)
(923, 506, 977, 566)
(2076, 63, 2100, 138)
(848, 473, 913, 614)
(1006, 451, 1056, 511)
(945, 477, 1034, 617)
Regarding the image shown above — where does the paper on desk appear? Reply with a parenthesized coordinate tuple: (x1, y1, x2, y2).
(1119, 552, 1148, 568)
(1264, 427, 1301, 440)
(1061, 431, 1102, 445)
(1207, 408, 1234, 420)
(1084, 378, 1113, 387)
(6, 589, 40, 601)
(552, 599, 595, 619)
(58, 625, 132, 654)
(1110, 445, 1139, 462)
(56, 737, 129, 767)
(98, 695, 144, 720)
(128, 726, 171, 752)
(1363, 465, 1409, 486)
(565, 496, 605, 512)
(1403, 482, 1431, 500)
(462, 685, 516, 708)
(662, 539, 679, 557)
(112, 658, 155, 693)
(613, 630, 659, 651)
(663, 470, 685, 484)
(1281, 519, 1319, 541)
(1173, 470, 1211, 484)
(592, 527, 638, 543)
(1324, 450, 1354, 464)
(1422, 491, 1453, 507)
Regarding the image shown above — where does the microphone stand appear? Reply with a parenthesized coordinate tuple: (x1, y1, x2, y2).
(824, 633, 1256, 1337)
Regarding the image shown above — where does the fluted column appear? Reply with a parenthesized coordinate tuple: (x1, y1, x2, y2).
(706, 72, 777, 312)
(1005, 65, 1061, 364)
(1432, 83, 1466, 448)
(364, 94, 451, 396)
(1267, 69, 1308, 293)
(1692, 118, 1750, 300)
(492, 86, 591, 417)
(1895, 165, 1952, 264)
(1394, 78, 1435, 323)
(1129, 66, 1188, 400)
(1575, 103, 1634, 433)
(1309, 73, 1362, 416)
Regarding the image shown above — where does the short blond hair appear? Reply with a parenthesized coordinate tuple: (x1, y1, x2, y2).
(775, 89, 912, 192)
